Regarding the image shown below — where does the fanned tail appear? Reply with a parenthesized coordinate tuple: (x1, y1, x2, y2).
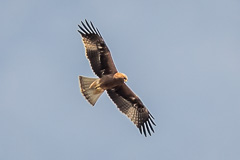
(79, 76, 104, 106)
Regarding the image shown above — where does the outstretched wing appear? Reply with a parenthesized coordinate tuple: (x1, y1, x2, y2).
(78, 20, 118, 77)
(107, 84, 156, 136)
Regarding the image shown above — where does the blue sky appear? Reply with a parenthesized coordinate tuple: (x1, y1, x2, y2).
(1, 0, 240, 159)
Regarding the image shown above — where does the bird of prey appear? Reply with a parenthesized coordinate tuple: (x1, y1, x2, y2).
(78, 20, 156, 136)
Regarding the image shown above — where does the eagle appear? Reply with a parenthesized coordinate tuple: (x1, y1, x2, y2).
(78, 20, 156, 136)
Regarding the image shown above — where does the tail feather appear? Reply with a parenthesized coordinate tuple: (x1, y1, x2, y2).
(79, 76, 104, 106)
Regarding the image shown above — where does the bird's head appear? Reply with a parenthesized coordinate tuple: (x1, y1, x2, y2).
(114, 72, 128, 82)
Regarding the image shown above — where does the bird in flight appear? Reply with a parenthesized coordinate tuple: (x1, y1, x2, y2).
(78, 20, 156, 136)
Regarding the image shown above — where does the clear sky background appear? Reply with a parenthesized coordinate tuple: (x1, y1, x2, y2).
(1, 0, 240, 159)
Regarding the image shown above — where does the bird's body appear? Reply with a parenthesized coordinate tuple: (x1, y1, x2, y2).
(97, 73, 128, 90)
(79, 73, 127, 105)
(78, 20, 156, 136)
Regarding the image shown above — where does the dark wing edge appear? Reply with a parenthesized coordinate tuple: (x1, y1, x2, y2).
(78, 20, 118, 77)
(107, 84, 156, 137)
(78, 20, 102, 38)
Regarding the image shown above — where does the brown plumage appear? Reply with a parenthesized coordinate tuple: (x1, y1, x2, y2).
(78, 20, 156, 136)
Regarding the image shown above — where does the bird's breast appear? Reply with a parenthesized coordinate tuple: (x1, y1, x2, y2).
(99, 75, 124, 90)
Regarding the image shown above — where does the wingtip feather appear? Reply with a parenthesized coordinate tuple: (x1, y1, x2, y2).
(77, 30, 84, 35)
(145, 122, 151, 136)
(142, 124, 147, 137)
(149, 117, 156, 126)
(78, 20, 101, 37)
(147, 120, 155, 133)
(139, 126, 143, 135)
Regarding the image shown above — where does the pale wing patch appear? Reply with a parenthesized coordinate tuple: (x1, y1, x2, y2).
(82, 38, 98, 52)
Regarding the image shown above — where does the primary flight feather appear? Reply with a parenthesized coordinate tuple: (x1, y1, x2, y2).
(78, 20, 156, 136)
